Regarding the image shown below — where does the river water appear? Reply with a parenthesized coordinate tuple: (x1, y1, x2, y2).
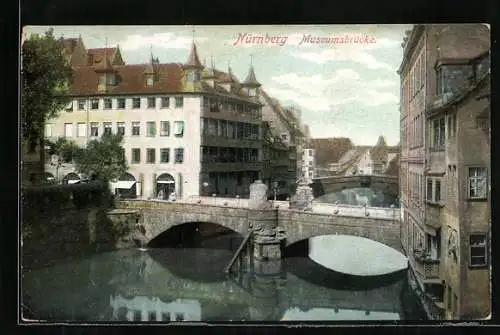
(22, 232, 427, 322)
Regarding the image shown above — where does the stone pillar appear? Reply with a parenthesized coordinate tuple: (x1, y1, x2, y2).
(247, 180, 285, 263)
(290, 181, 314, 210)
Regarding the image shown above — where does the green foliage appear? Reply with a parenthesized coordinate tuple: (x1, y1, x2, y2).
(22, 28, 72, 149)
(22, 181, 109, 214)
(45, 137, 80, 163)
(73, 133, 128, 182)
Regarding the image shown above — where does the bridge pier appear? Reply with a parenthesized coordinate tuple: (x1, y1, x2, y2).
(248, 181, 285, 266)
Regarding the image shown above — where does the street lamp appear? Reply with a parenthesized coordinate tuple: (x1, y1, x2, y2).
(202, 181, 209, 200)
(272, 181, 278, 205)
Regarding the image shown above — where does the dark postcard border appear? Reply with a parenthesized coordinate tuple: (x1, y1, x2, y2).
(4, 0, 498, 334)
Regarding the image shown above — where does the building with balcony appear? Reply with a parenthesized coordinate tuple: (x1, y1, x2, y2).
(398, 24, 490, 320)
(45, 38, 264, 200)
(301, 148, 316, 184)
(258, 90, 307, 196)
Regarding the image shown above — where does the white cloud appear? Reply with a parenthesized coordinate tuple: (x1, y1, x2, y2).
(269, 69, 398, 111)
(294, 48, 394, 70)
(119, 33, 208, 51)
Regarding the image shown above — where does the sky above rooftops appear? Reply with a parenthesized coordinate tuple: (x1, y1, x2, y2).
(24, 25, 412, 146)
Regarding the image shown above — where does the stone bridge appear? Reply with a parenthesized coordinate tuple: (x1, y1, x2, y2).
(311, 175, 399, 198)
(116, 199, 403, 254)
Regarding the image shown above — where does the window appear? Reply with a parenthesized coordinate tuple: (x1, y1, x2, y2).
(146, 121, 156, 137)
(175, 96, 183, 108)
(174, 148, 184, 163)
(65, 101, 73, 112)
(103, 122, 112, 135)
(161, 312, 171, 322)
(147, 97, 156, 108)
(117, 122, 125, 136)
(468, 167, 488, 199)
(160, 121, 170, 136)
(91, 99, 99, 110)
(433, 117, 446, 150)
(281, 133, 288, 141)
(161, 97, 170, 108)
(175, 313, 184, 321)
(173, 121, 184, 137)
(117, 98, 126, 109)
(160, 148, 170, 163)
(90, 122, 99, 137)
(45, 123, 54, 137)
(447, 286, 452, 310)
(131, 148, 140, 163)
(131, 122, 140, 136)
(146, 77, 154, 87)
(132, 97, 141, 109)
(77, 99, 86, 110)
(77, 123, 86, 137)
(133, 310, 142, 321)
(104, 98, 112, 109)
(451, 114, 457, 138)
(469, 233, 488, 267)
(146, 148, 156, 163)
(149, 311, 156, 321)
(436, 67, 444, 95)
(63, 123, 73, 137)
(435, 180, 441, 202)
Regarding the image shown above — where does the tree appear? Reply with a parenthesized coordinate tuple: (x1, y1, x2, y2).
(73, 133, 128, 182)
(45, 137, 80, 163)
(22, 28, 72, 151)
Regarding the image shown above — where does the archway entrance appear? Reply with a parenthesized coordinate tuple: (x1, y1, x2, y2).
(115, 173, 137, 199)
(62, 172, 80, 184)
(157, 173, 175, 200)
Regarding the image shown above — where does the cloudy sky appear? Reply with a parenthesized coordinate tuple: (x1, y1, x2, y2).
(24, 25, 412, 145)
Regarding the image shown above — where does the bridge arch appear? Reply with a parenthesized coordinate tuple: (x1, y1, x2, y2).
(285, 232, 404, 255)
(148, 221, 243, 248)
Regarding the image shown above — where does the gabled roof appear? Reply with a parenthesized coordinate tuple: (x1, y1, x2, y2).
(61, 38, 80, 55)
(87, 47, 118, 66)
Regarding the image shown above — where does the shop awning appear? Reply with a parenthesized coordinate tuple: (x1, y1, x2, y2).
(157, 180, 175, 184)
(114, 181, 136, 189)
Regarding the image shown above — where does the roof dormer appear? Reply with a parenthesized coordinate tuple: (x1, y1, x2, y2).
(94, 52, 116, 92)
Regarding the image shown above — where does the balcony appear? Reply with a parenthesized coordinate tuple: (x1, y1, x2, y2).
(269, 158, 289, 167)
(201, 106, 261, 123)
(201, 135, 261, 148)
(425, 203, 443, 230)
(413, 250, 440, 283)
(201, 162, 263, 172)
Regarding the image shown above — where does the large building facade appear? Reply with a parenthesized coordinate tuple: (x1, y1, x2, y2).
(44, 37, 308, 200)
(398, 24, 490, 320)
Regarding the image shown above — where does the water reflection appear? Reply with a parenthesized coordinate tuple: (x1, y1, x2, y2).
(22, 241, 416, 322)
(315, 188, 397, 207)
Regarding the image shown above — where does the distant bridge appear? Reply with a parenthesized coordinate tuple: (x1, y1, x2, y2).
(311, 175, 399, 198)
(116, 198, 402, 253)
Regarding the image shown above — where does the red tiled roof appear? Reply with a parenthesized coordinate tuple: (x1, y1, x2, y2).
(62, 38, 79, 55)
(70, 63, 184, 96)
(87, 47, 118, 66)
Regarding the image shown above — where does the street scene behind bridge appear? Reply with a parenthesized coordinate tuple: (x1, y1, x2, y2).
(21, 24, 490, 322)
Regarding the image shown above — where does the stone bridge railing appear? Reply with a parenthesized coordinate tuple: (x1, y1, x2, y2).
(149, 196, 400, 221)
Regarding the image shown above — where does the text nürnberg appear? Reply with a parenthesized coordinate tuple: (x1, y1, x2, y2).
(233, 33, 288, 46)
